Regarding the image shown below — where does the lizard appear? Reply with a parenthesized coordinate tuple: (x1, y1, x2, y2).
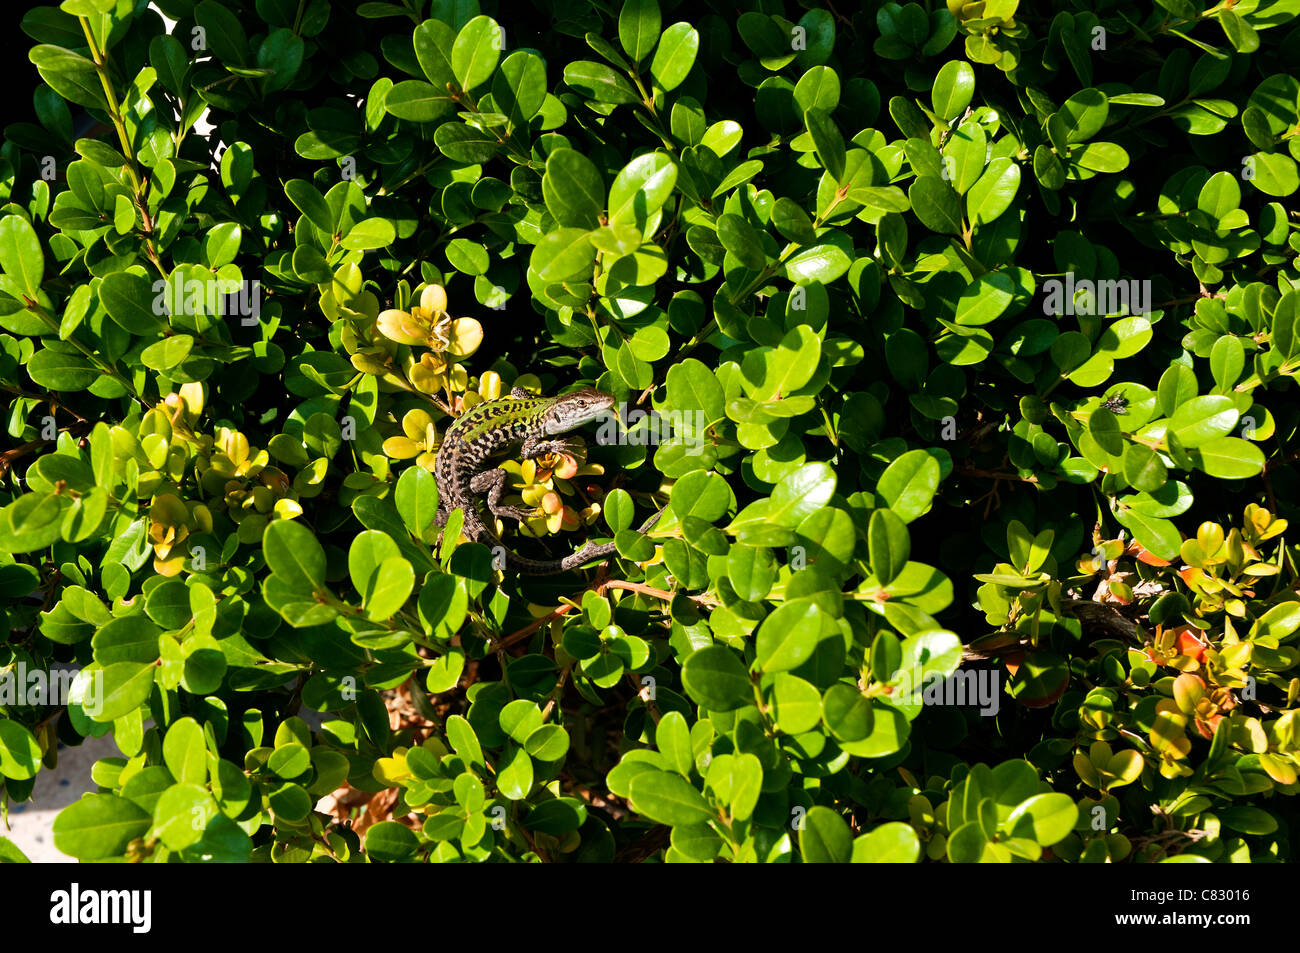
(433, 386, 663, 575)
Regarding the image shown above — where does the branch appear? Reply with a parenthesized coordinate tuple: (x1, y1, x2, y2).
(1060, 597, 1143, 641)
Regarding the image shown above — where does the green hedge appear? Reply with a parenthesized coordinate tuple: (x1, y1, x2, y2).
(1, 0, 1299, 863)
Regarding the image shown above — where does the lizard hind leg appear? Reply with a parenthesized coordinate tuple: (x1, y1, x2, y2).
(432, 506, 447, 557)
(469, 467, 536, 523)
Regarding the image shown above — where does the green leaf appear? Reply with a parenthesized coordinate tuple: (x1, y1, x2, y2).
(944, 120, 986, 194)
(99, 271, 164, 335)
(603, 488, 634, 533)
(800, 805, 852, 862)
(414, 18, 456, 88)
(364, 556, 414, 619)
(92, 661, 157, 722)
(1193, 436, 1265, 479)
(737, 12, 797, 70)
(349, 530, 407, 616)
(932, 60, 975, 121)
(386, 80, 455, 122)
(868, 508, 910, 586)
(784, 242, 852, 284)
(767, 672, 822, 733)
(92, 615, 160, 664)
(877, 450, 941, 523)
(0, 721, 42, 780)
(794, 67, 840, 115)
(772, 197, 817, 243)
(493, 50, 547, 127)
(258, 28, 304, 93)
(154, 784, 220, 851)
(655, 710, 693, 776)
(1219, 806, 1278, 836)
(651, 22, 698, 91)
(681, 645, 751, 710)
(805, 108, 845, 183)
(1114, 508, 1182, 561)
(1168, 395, 1238, 448)
(628, 770, 713, 825)
(896, 630, 963, 695)
(531, 227, 596, 282)
(163, 717, 208, 785)
(946, 820, 989, 862)
(967, 157, 1020, 227)
(1072, 142, 1129, 173)
(608, 152, 677, 230)
(821, 683, 874, 743)
(955, 271, 1015, 326)
(395, 465, 439, 542)
(263, 520, 328, 593)
(524, 724, 570, 761)
(1247, 152, 1299, 197)
(1006, 793, 1078, 846)
(756, 600, 827, 673)
(0, 215, 44, 298)
(1123, 444, 1167, 492)
(852, 822, 921, 862)
(727, 542, 776, 602)
(543, 149, 605, 228)
(451, 15, 502, 91)
(497, 744, 534, 800)
(284, 179, 334, 234)
(0, 837, 30, 862)
(768, 462, 836, 528)
(563, 61, 640, 104)
(366, 821, 420, 861)
(1060, 88, 1108, 143)
(52, 794, 150, 860)
(618, 0, 662, 63)
(141, 335, 193, 372)
(433, 122, 501, 163)
(716, 214, 767, 270)
(446, 714, 484, 769)
(29, 45, 107, 111)
(341, 218, 397, 251)
(908, 176, 963, 235)
(705, 753, 762, 821)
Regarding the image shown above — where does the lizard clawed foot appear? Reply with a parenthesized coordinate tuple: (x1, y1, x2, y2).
(469, 467, 535, 525)
(521, 436, 585, 461)
(490, 503, 536, 523)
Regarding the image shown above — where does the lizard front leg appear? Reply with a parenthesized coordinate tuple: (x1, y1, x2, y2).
(520, 435, 586, 461)
(469, 467, 535, 523)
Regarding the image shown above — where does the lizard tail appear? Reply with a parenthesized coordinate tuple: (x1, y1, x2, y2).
(506, 506, 665, 576)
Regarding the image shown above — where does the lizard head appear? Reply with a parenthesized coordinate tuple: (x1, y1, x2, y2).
(543, 387, 616, 434)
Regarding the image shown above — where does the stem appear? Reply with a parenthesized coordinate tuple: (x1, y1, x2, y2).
(540, 662, 572, 721)
(23, 297, 146, 406)
(78, 17, 167, 278)
(818, 402, 840, 452)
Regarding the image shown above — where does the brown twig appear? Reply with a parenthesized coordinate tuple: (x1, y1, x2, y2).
(498, 604, 574, 650)
(957, 466, 1040, 484)
(0, 421, 94, 477)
